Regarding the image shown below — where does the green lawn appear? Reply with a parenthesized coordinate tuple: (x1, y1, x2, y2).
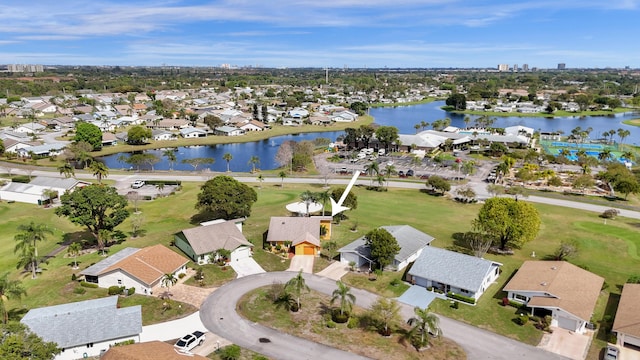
(2, 178, 640, 359)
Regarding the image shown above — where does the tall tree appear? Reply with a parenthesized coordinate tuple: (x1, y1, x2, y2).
(375, 126, 399, 152)
(163, 149, 177, 171)
(55, 185, 130, 247)
(285, 270, 310, 311)
(126, 125, 152, 145)
(223, 152, 233, 172)
(14, 222, 52, 279)
(364, 161, 380, 186)
(182, 157, 214, 171)
(0, 322, 60, 359)
(331, 281, 356, 316)
(74, 122, 102, 151)
(299, 190, 318, 216)
(67, 242, 82, 269)
(57, 163, 75, 178)
(407, 307, 441, 349)
(89, 160, 109, 184)
(196, 175, 258, 220)
(365, 228, 400, 271)
(473, 197, 541, 250)
(0, 274, 26, 324)
(279, 171, 287, 188)
(248, 156, 260, 173)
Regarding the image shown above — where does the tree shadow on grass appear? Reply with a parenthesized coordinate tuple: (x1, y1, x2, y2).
(60, 230, 94, 246)
(190, 210, 217, 225)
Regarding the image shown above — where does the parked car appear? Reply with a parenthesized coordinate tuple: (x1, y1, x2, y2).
(406, 169, 414, 177)
(174, 331, 206, 352)
(605, 344, 619, 360)
(131, 180, 145, 189)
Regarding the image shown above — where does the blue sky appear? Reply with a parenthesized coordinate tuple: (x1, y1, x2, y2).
(1, 0, 638, 68)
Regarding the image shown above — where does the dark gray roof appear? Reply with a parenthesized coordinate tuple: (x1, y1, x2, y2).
(408, 246, 502, 292)
(21, 296, 142, 348)
(80, 247, 140, 276)
(338, 225, 434, 263)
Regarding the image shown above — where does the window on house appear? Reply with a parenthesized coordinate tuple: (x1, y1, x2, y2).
(460, 289, 470, 294)
(117, 279, 122, 285)
(514, 294, 528, 302)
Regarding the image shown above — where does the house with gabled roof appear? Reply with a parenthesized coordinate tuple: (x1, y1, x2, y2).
(407, 246, 502, 301)
(339, 225, 434, 271)
(179, 127, 208, 138)
(0, 176, 90, 205)
(503, 261, 603, 334)
(21, 296, 142, 360)
(612, 283, 640, 350)
(175, 219, 253, 264)
(79, 244, 188, 295)
(266, 216, 332, 256)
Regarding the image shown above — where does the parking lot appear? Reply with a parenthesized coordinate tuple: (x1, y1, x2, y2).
(326, 151, 470, 181)
(114, 179, 180, 200)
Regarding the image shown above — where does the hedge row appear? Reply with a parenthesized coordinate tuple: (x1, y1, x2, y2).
(79, 281, 98, 288)
(11, 175, 31, 183)
(143, 180, 182, 186)
(447, 291, 476, 305)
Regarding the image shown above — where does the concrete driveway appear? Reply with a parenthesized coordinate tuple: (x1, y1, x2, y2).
(621, 346, 640, 360)
(315, 261, 349, 280)
(287, 255, 314, 273)
(537, 327, 592, 360)
(229, 257, 265, 278)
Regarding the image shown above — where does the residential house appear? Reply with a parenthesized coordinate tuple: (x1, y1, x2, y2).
(16, 143, 65, 158)
(503, 261, 604, 334)
(101, 341, 208, 360)
(0, 176, 89, 204)
(612, 283, 640, 349)
(179, 127, 208, 138)
(151, 129, 177, 141)
(21, 296, 142, 360)
(174, 219, 253, 264)
(407, 246, 502, 301)
(214, 125, 244, 136)
(102, 132, 118, 146)
(339, 225, 434, 271)
(266, 216, 332, 256)
(288, 107, 309, 118)
(15, 122, 46, 134)
(79, 244, 188, 296)
(331, 110, 358, 122)
(2, 138, 39, 154)
(239, 120, 267, 132)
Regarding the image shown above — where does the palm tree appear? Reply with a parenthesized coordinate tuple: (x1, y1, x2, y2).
(58, 163, 75, 178)
(89, 160, 109, 184)
(414, 124, 421, 134)
(299, 190, 317, 216)
(370, 298, 401, 336)
(163, 149, 177, 171)
(257, 174, 264, 189)
(14, 222, 52, 278)
(407, 306, 441, 350)
(223, 152, 233, 172)
(330, 281, 356, 316)
(463, 116, 470, 129)
(67, 242, 82, 269)
(621, 151, 635, 163)
(279, 171, 287, 188)
(156, 183, 165, 196)
(384, 164, 396, 189)
(598, 149, 612, 163)
(0, 273, 26, 324)
(315, 190, 331, 216)
(248, 156, 260, 173)
(285, 270, 310, 311)
(161, 273, 178, 289)
(364, 161, 379, 186)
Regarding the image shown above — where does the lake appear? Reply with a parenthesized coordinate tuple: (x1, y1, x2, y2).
(100, 101, 640, 171)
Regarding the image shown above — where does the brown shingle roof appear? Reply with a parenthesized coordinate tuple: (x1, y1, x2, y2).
(613, 283, 640, 338)
(101, 341, 207, 360)
(503, 261, 604, 321)
(267, 217, 321, 243)
(291, 232, 320, 247)
(102, 244, 189, 286)
(180, 222, 253, 255)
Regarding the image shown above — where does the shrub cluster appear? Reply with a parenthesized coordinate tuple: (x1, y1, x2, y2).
(79, 281, 98, 288)
(127, 287, 136, 296)
(600, 209, 620, 219)
(108, 286, 126, 295)
(447, 292, 476, 305)
(144, 180, 182, 186)
(11, 175, 31, 183)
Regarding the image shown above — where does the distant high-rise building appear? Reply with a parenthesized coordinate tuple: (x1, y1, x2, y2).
(557, 63, 566, 70)
(513, 64, 518, 72)
(522, 64, 529, 72)
(498, 64, 509, 72)
(7, 64, 43, 73)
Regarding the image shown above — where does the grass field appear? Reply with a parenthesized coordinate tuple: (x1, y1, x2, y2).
(622, 118, 640, 127)
(2, 180, 639, 359)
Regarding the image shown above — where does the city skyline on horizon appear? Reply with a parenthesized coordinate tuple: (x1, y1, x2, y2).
(1, 0, 639, 69)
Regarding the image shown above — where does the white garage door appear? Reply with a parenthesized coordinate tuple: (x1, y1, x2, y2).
(231, 247, 251, 262)
(557, 316, 578, 331)
(623, 335, 640, 348)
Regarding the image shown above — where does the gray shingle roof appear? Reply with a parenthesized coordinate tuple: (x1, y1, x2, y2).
(408, 246, 501, 292)
(21, 296, 142, 348)
(80, 247, 140, 277)
(29, 176, 84, 190)
(338, 225, 434, 263)
(180, 222, 253, 255)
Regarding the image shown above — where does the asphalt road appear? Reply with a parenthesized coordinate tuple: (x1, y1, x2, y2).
(200, 272, 567, 360)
